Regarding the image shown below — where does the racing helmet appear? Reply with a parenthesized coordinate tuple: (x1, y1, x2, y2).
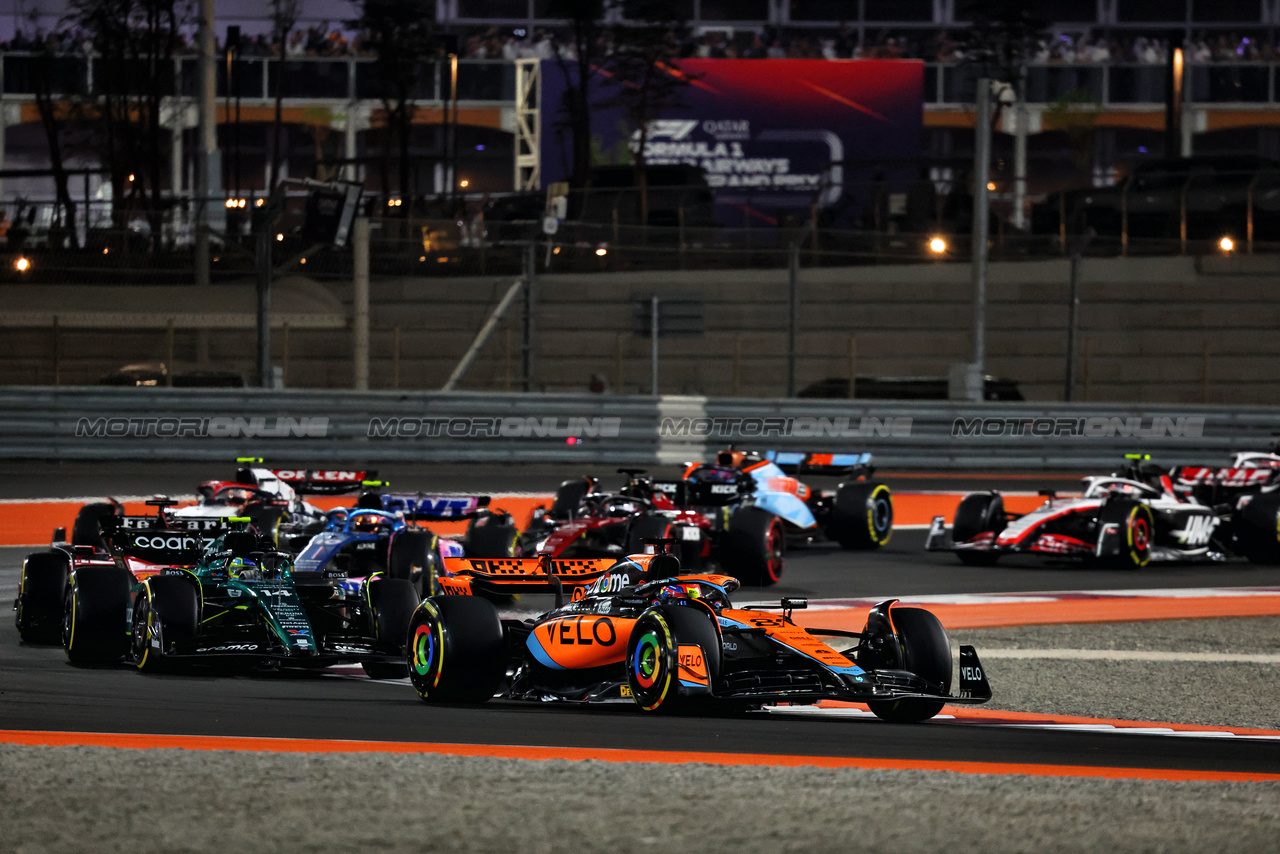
(350, 512, 385, 532)
(228, 556, 259, 579)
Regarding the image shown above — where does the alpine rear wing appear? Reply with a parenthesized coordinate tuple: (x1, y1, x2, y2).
(439, 556, 617, 601)
(761, 451, 874, 477)
(380, 493, 492, 521)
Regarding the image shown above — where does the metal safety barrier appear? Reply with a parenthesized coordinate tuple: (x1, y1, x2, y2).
(1, 387, 1277, 471)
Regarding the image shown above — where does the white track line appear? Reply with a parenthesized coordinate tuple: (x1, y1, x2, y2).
(974, 648, 1280, 664)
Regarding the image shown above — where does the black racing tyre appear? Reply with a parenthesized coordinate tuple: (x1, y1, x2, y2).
(71, 501, 121, 548)
(131, 575, 199, 673)
(625, 604, 721, 714)
(465, 517, 520, 559)
(550, 477, 593, 519)
(1234, 491, 1280, 564)
(15, 551, 70, 644)
(1098, 499, 1154, 568)
(626, 517, 674, 558)
(408, 596, 506, 703)
(867, 606, 952, 723)
(827, 482, 894, 549)
(951, 492, 1006, 566)
(247, 506, 289, 548)
(64, 567, 134, 665)
(389, 529, 438, 596)
(722, 507, 784, 586)
(363, 578, 419, 679)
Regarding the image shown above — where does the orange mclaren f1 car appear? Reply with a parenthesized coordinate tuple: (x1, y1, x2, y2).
(408, 546, 991, 721)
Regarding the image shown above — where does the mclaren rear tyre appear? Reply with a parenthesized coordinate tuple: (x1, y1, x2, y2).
(827, 482, 893, 549)
(951, 492, 1006, 567)
(15, 551, 70, 644)
(408, 596, 506, 703)
(390, 529, 439, 597)
(722, 507, 784, 586)
(71, 501, 121, 548)
(626, 605, 721, 715)
(1099, 499, 1154, 569)
(64, 567, 134, 665)
(626, 517, 674, 558)
(867, 607, 952, 723)
(363, 578, 419, 679)
(131, 576, 199, 673)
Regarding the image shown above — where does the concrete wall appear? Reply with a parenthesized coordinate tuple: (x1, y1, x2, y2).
(4, 254, 1279, 404)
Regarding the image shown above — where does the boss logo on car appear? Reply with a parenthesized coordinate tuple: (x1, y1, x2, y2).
(544, 616, 616, 646)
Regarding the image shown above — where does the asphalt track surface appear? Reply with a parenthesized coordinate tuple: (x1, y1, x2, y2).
(4, 462, 1280, 777)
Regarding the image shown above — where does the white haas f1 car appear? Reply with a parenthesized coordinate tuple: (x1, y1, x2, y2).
(926, 456, 1228, 567)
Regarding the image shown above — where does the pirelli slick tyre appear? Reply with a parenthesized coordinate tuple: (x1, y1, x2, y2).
(63, 567, 133, 665)
(1099, 499, 1154, 568)
(131, 575, 199, 673)
(626, 605, 721, 714)
(362, 578, 418, 679)
(951, 492, 1006, 567)
(71, 501, 121, 548)
(390, 529, 438, 596)
(408, 596, 506, 703)
(1234, 491, 1280, 564)
(722, 507, 784, 587)
(867, 607, 952, 724)
(827, 482, 894, 549)
(15, 551, 70, 644)
(465, 517, 520, 559)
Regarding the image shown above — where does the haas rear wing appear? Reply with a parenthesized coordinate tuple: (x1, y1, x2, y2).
(380, 493, 492, 521)
(262, 468, 378, 496)
(761, 451, 874, 477)
(439, 556, 617, 600)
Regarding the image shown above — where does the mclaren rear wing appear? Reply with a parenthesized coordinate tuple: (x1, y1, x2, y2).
(439, 556, 618, 601)
(760, 451, 874, 477)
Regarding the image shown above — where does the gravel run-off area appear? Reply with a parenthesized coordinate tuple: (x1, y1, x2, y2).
(2, 745, 1279, 854)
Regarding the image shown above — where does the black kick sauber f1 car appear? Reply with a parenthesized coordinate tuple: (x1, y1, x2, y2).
(408, 543, 992, 721)
(926, 454, 1280, 567)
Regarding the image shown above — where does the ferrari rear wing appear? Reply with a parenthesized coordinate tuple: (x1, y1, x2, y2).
(760, 451, 873, 477)
(439, 556, 616, 600)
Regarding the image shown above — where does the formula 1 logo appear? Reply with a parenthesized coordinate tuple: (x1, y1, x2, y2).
(1174, 514, 1216, 547)
(642, 119, 698, 141)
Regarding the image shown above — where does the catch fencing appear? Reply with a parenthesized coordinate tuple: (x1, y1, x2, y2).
(0, 387, 1276, 471)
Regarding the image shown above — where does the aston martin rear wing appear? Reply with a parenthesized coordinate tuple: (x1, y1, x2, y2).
(761, 451, 874, 477)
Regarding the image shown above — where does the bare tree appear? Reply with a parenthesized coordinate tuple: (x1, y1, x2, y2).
(546, 0, 605, 191)
(596, 0, 693, 224)
(69, 0, 188, 245)
(30, 42, 78, 247)
(268, 0, 300, 189)
(349, 0, 438, 200)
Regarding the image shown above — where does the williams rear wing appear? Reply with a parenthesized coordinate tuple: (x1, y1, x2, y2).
(761, 451, 874, 477)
